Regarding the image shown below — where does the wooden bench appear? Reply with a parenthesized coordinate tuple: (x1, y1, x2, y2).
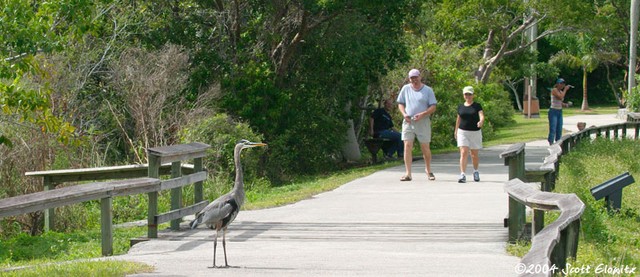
(363, 137, 392, 163)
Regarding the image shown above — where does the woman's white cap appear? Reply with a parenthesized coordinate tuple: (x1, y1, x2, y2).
(463, 86, 474, 95)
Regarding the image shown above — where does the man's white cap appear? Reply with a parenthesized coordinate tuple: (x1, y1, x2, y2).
(408, 69, 420, 78)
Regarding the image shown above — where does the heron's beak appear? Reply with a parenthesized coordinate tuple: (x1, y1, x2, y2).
(247, 142, 267, 148)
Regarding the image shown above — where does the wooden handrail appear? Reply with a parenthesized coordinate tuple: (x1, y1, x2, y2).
(146, 142, 209, 237)
(25, 163, 196, 185)
(554, 122, 640, 154)
(12, 142, 211, 256)
(501, 121, 638, 275)
(147, 142, 209, 164)
(24, 163, 199, 232)
(505, 179, 585, 276)
(0, 178, 159, 218)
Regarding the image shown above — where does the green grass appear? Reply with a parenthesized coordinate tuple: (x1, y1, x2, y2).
(487, 105, 621, 146)
(0, 260, 153, 277)
(2, 105, 627, 275)
(507, 138, 640, 271)
(0, 225, 162, 275)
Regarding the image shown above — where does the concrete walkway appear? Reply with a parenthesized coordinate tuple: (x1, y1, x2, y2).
(110, 113, 625, 276)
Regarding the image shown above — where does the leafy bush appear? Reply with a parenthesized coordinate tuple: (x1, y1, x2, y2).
(221, 61, 351, 181)
(625, 75, 640, 112)
(396, 42, 514, 149)
(0, 123, 96, 236)
(179, 113, 266, 184)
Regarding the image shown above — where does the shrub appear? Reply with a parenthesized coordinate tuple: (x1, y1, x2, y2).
(388, 41, 514, 150)
(179, 113, 266, 184)
(625, 75, 640, 112)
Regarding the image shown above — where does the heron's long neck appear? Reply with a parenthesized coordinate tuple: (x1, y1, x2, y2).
(234, 146, 244, 192)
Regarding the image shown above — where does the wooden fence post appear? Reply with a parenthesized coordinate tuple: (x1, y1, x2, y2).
(101, 197, 113, 256)
(532, 208, 544, 236)
(194, 157, 204, 204)
(170, 161, 182, 230)
(147, 154, 160, 238)
(43, 176, 55, 232)
(502, 144, 526, 242)
(565, 219, 580, 260)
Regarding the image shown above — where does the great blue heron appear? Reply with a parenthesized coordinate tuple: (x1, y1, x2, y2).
(190, 139, 267, 268)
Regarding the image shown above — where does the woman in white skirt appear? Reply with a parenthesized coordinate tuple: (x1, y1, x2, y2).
(454, 86, 485, 183)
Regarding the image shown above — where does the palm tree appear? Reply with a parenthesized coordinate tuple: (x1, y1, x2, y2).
(549, 33, 620, 110)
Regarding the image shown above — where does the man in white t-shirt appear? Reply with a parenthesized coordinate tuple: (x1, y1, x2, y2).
(396, 69, 437, 181)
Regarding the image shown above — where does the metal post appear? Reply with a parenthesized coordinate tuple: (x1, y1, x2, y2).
(606, 190, 623, 212)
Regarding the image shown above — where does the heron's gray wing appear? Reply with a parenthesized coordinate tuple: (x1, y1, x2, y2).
(199, 194, 235, 224)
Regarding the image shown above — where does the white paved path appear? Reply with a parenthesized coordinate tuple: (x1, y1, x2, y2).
(109, 114, 625, 276)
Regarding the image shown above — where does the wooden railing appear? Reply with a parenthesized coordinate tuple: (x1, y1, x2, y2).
(557, 122, 640, 155)
(145, 142, 209, 238)
(499, 143, 526, 242)
(0, 142, 210, 256)
(25, 163, 197, 232)
(500, 121, 639, 275)
(505, 179, 584, 276)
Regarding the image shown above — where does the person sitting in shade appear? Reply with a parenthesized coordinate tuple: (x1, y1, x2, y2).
(369, 99, 403, 159)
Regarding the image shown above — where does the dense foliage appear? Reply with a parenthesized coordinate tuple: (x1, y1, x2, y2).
(1, 0, 639, 239)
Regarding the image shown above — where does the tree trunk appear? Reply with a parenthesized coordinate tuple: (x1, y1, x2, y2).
(341, 101, 361, 161)
(475, 30, 495, 83)
(504, 79, 523, 111)
(629, 0, 640, 98)
(605, 64, 624, 107)
(581, 66, 589, 110)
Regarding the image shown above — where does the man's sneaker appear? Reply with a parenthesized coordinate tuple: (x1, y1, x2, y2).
(473, 171, 480, 182)
(458, 174, 466, 183)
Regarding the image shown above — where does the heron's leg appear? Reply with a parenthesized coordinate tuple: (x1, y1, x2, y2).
(210, 230, 218, 268)
(222, 227, 229, 267)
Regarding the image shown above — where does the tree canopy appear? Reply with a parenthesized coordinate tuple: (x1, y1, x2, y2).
(1, 0, 638, 182)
